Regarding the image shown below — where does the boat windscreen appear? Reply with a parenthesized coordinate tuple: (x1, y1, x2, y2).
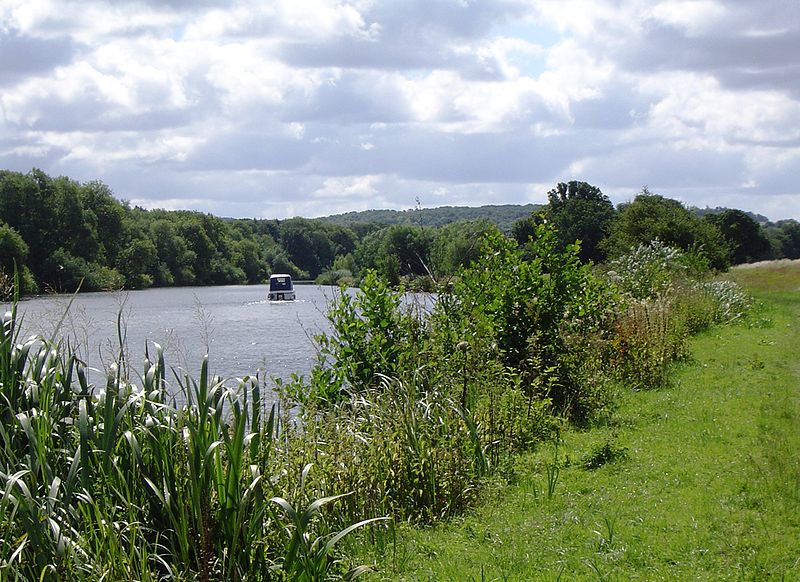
(270, 277, 292, 291)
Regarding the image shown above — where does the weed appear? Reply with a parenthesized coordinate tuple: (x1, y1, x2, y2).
(582, 441, 628, 470)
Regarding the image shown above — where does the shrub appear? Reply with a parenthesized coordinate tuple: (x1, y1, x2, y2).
(438, 225, 616, 421)
(315, 268, 356, 287)
(298, 271, 425, 403)
(609, 296, 688, 390)
(277, 377, 488, 524)
(692, 279, 751, 323)
(602, 241, 751, 390)
(582, 440, 629, 470)
(606, 240, 686, 299)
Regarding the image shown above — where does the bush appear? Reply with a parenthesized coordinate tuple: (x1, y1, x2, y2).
(610, 297, 688, 390)
(606, 240, 687, 299)
(297, 271, 425, 403)
(436, 225, 616, 421)
(44, 247, 124, 292)
(278, 377, 488, 524)
(604, 241, 751, 389)
(315, 268, 357, 287)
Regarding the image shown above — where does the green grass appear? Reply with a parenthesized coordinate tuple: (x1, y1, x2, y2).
(359, 263, 800, 580)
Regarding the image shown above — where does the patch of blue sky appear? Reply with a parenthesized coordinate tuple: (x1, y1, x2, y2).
(170, 24, 185, 41)
(493, 21, 561, 78)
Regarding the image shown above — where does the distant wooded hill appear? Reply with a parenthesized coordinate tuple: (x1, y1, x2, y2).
(317, 204, 542, 232)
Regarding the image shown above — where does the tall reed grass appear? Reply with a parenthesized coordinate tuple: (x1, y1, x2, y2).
(0, 284, 379, 580)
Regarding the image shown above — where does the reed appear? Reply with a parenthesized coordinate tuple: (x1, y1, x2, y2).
(0, 291, 379, 580)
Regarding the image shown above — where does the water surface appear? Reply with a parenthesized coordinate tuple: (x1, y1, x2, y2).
(9, 285, 338, 389)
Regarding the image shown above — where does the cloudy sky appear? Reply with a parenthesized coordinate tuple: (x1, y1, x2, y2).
(1, 1, 798, 220)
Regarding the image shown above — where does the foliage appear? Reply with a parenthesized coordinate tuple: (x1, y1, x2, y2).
(703, 209, 772, 264)
(43, 248, 124, 292)
(298, 271, 424, 402)
(319, 204, 542, 233)
(0, 223, 37, 296)
(545, 181, 615, 263)
(609, 296, 688, 390)
(2, 168, 792, 299)
(441, 225, 616, 420)
(304, 222, 617, 424)
(0, 169, 360, 294)
(604, 190, 731, 270)
(429, 219, 493, 277)
(279, 377, 491, 525)
(604, 241, 752, 389)
(366, 271, 798, 579)
(316, 255, 359, 286)
(581, 440, 628, 470)
(354, 224, 435, 285)
(680, 279, 752, 330)
(278, 218, 357, 279)
(606, 239, 688, 299)
(279, 222, 623, 533)
(0, 209, 763, 579)
(764, 219, 800, 260)
(270, 467, 386, 581)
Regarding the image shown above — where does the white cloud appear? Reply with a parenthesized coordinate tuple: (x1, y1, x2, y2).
(627, 71, 800, 152)
(0, 0, 798, 221)
(649, 0, 727, 36)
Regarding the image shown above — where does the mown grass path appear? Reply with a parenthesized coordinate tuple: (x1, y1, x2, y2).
(365, 267, 800, 580)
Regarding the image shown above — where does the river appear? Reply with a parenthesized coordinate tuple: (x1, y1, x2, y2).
(6, 284, 340, 391)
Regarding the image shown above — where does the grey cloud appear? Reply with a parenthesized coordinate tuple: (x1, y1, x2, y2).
(363, 0, 523, 40)
(0, 136, 71, 171)
(570, 89, 649, 130)
(618, 9, 800, 97)
(0, 31, 79, 86)
(181, 119, 595, 186)
(575, 142, 747, 194)
(278, 37, 508, 81)
(277, 0, 522, 78)
(303, 125, 597, 184)
(137, 0, 231, 8)
(281, 72, 414, 123)
(7, 93, 198, 133)
(185, 131, 311, 172)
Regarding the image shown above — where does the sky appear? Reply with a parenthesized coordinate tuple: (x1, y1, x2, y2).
(1, 0, 799, 221)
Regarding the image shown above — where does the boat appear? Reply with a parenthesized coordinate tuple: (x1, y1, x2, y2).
(268, 273, 296, 301)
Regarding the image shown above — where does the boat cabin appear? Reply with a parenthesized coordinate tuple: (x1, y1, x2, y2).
(268, 274, 296, 301)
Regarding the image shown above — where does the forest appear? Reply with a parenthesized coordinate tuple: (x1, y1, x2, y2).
(1, 168, 799, 298)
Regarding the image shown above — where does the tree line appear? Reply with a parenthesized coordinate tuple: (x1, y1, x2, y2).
(1, 169, 799, 297)
(0, 169, 359, 296)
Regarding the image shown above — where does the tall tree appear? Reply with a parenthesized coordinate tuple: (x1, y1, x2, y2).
(430, 220, 492, 276)
(703, 209, 771, 264)
(79, 180, 130, 266)
(546, 181, 615, 263)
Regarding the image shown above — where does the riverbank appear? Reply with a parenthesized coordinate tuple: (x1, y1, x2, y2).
(359, 263, 800, 580)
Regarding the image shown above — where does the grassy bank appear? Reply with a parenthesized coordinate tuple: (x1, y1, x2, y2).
(360, 263, 800, 580)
